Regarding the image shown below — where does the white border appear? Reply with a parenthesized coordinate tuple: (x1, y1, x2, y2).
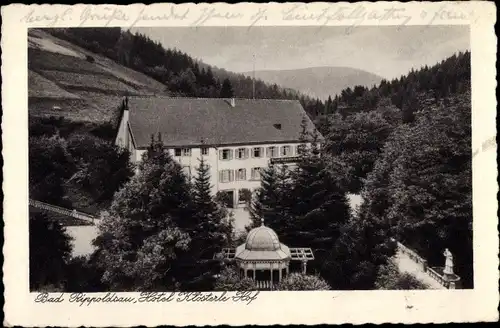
(2, 2, 498, 326)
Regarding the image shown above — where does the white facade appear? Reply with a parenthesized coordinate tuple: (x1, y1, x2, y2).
(116, 107, 307, 208)
(131, 143, 300, 207)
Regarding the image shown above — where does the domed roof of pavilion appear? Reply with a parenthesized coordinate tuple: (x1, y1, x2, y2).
(234, 219, 291, 261)
(245, 224, 281, 251)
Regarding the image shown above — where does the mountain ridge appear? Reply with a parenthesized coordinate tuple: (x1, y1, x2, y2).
(241, 66, 384, 100)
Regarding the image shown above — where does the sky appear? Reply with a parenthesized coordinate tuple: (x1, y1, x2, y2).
(130, 26, 470, 80)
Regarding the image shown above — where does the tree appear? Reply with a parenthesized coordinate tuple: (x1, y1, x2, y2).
(29, 211, 73, 291)
(67, 134, 134, 203)
(385, 95, 473, 287)
(29, 135, 75, 205)
(276, 273, 331, 290)
(322, 217, 396, 290)
(324, 110, 395, 193)
(65, 254, 108, 292)
(360, 92, 472, 288)
(247, 163, 296, 248)
(290, 122, 351, 250)
(93, 135, 195, 291)
(219, 78, 234, 98)
(214, 265, 256, 291)
(187, 156, 233, 290)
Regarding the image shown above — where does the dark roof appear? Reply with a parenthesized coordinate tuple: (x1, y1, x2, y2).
(127, 97, 322, 148)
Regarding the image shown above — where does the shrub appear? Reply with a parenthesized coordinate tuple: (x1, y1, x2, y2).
(375, 261, 430, 290)
(276, 273, 331, 291)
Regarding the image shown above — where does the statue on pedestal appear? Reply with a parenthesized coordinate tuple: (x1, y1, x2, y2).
(443, 248, 454, 275)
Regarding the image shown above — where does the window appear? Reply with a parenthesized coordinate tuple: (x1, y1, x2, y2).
(174, 148, 182, 157)
(251, 167, 261, 180)
(281, 145, 292, 157)
(220, 149, 233, 160)
(252, 147, 263, 158)
(236, 168, 246, 181)
(219, 169, 234, 183)
(266, 146, 278, 158)
(182, 148, 191, 156)
(201, 147, 209, 156)
(236, 148, 249, 159)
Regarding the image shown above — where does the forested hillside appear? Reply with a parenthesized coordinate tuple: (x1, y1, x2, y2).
(44, 28, 324, 116)
(318, 51, 472, 288)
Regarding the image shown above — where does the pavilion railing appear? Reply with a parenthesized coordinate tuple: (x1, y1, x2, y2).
(255, 280, 273, 290)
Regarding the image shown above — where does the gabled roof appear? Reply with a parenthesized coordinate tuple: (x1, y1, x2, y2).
(126, 97, 322, 148)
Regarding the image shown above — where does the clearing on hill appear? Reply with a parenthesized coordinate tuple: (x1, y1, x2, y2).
(28, 29, 168, 125)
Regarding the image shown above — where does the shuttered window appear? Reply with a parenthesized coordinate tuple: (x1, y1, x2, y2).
(252, 147, 264, 158)
(236, 168, 246, 181)
(251, 167, 261, 180)
(236, 148, 249, 159)
(266, 146, 278, 158)
(219, 169, 234, 183)
(281, 145, 291, 157)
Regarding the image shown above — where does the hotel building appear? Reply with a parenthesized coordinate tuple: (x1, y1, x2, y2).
(115, 96, 321, 208)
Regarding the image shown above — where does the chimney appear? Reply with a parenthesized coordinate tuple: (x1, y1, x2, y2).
(230, 98, 236, 107)
(273, 123, 282, 130)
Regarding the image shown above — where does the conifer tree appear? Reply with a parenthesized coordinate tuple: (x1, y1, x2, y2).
(191, 156, 229, 256)
(290, 116, 351, 252)
(220, 78, 234, 98)
(248, 164, 293, 241)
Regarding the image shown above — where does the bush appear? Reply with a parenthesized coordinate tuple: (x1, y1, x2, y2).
(214, 266, 256, 291)
(375, 261, 430, 290)
(86, 55, 95, 63)
(276, 273, 331, 291)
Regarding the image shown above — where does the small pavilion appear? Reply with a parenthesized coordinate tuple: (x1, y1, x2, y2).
(217, 218, 314, 290)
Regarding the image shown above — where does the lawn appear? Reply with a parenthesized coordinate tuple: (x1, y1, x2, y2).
(28, 70, 80, 99)
(38, 70, 140, 96)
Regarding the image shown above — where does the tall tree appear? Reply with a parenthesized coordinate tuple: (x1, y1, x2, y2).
(248, 164, 293, 241)
(187, 156, 233, 290)
(219, 78, 234, 98)
(290, 121, 351, 249)
(93, 135, 194, 291)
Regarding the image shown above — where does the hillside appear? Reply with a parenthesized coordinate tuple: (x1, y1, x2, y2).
(28, 29, 169, 125)
(42, 28, 324, 118)
(242, 67, 383, 100)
